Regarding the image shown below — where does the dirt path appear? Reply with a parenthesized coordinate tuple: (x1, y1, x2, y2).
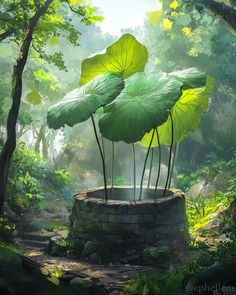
(14, 231, 159, 294)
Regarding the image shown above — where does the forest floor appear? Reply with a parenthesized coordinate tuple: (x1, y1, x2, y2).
(12, 210, 161, 294)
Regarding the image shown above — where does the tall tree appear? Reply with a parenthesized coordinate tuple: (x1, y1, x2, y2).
(0, 0, 102, 214)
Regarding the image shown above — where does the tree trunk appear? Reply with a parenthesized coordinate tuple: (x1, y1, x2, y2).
(198, 0, 236, 32)
(0, 0, 54, 214)
(34, 126, 43, 154)
(41, 126, 48, 159)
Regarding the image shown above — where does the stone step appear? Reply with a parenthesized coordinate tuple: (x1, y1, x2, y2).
(15, 238, 49, 249)
(21, 231, 55, 242)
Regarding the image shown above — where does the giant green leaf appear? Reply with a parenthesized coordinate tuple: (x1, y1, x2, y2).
(47, 73, 124, 130)
(169, 68, 207, 90)
(98, 73, 183, 144)
(140, 74, 215, 147)
(80, 34, 148, 86)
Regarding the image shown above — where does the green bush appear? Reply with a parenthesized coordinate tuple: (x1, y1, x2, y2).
(123, 269, 184, 295)
(6, 142, 75, 214)
(186, 191, 234, 235)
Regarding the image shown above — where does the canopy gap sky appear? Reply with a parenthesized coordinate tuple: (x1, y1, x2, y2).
(90, 0, 161, 35)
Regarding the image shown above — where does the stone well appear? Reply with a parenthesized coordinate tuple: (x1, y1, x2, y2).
(69, 187, 188, 256)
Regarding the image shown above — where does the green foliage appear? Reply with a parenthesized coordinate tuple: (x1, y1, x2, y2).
(80, 34, 148, 86)
(47, 73, 124, 129)
(123, 270, 184, 295)
(227, 177, 236, 195)
(99, 73, 183, 143)
(9, 171, 45, 211)
(6, 142, 74, 214)
(198, 154, 227, 182)
(140, 70, 214, 147)
(177, 172, 198, 192)
(215, 239, 236, 260)
(25, 91, 42, 105)
(0, 0, 103, 69)
(186, 192, 233, 235)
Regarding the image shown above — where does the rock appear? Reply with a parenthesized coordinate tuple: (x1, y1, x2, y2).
(186, 261, 236, 295)
(0, 245, 23, 281)
(142, 246, 171, 264)
(196, 210, 225, 235)
(200, 182, 217, 198)
(3, 202, 20, 222)
(187, 180, 205, 199)
(47, 236, 69, 256)
(23, 210, 37, 223)
(81, 241, 104, 258)
(70, 277, 108, 295)
(89, 253, 102, 264)
(120, 255, 140, 264)
(213, 171, 231, 189)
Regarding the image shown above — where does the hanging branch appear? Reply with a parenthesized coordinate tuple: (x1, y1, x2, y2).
(155, 128, 161, 191)
(163, 111, 174, 198)
(91, 115, 108, 201)
(198, 0, 236, 32)
(147, 148, 154, 188)
(139, 129, 155, 201)
(0, 30, 13, 42)
(168, 143, 177, 189)
(131, 143, 136, 201)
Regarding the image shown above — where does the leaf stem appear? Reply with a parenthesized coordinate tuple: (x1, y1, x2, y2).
(139, 129, 155, 200)
(168, 143, 177, 189)
(163, 111, 174, 197)
(147, 148, 154, 189)
(111, 142, 115, 195)
(91, 115, 108, 201)
(155, 128, 161, 191)
(131, 143, 136, 201)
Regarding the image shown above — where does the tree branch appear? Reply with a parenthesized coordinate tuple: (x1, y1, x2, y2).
(198, 0, 236, 32)
(66, 0, 85, 17)
(0, 30, 13, 42)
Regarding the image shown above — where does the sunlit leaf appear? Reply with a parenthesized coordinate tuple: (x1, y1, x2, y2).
(147, 10, 162, 25)
(47, 73, 124, 129)
(182, 26, 192, 37)
(33, 69, 56, 83)
(169, 0, 179, 10)
(80, 34, 148, 86)
(68, 0, 77, 4)
(98, 73, 183, 144)
(49, 37, 59, 46)
(25, 91, 42, 105)
(162, 18, 173, 30)
(188, 48, 198, 57)
(140, 73, 215, 147)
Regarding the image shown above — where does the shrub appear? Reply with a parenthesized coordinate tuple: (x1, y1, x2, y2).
(5, 142, 75, 214)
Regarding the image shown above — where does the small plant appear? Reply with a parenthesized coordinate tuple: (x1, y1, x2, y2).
(123, 269, 184, 295)
(186, 191, 234, 235)
(177, 172, 199, 192)
(5, 142, 74, 214)
(215, 239, 236, 260)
